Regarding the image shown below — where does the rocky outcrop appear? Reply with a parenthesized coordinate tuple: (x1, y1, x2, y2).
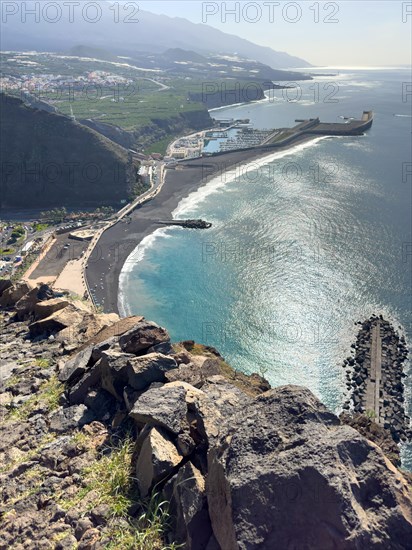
(340, 411, 402, 466)
(0, 280, 34, 308)
(119, 320, 170, 355)
(207, 386, 412, 550)
(33, 297, 70, 320)
(0, 279, 12, 296)
(0, 283, 411, 549)
(136, 427, 183, 498)
(29, 302, 88, 337)
(60, 322, 412, 549)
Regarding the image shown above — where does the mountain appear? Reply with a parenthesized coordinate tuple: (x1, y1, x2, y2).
(162, 48, 209, 64)
(67, 45, 119, 62)
(0, 94, 139, 209)
(1, 7, 310, 69)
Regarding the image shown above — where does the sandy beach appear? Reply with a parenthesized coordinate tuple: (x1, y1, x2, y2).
(85, 136, 318, 314)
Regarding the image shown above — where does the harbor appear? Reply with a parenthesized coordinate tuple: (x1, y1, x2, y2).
(168, 112, 374, 160)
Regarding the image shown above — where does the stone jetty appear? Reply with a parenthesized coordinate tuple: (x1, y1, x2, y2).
(342, 315, 411, 443)
(157, 219, 212, 229)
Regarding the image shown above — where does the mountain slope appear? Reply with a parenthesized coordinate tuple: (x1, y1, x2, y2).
(1, 7, 310, 69)
(0, 94, 138, 209)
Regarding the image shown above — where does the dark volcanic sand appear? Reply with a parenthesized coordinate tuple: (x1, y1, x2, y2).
(86, 138, 317, 314)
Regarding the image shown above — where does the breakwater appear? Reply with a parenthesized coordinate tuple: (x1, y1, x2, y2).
(156, 219, 212, 229)
(342, 316, 411, 443)
(306, 111, 374, 136)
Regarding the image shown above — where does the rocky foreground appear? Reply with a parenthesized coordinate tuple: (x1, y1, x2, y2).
(1, 280, 412, 549)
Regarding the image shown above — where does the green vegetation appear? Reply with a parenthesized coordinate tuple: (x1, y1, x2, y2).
(6, 374, 63, 422)
(7, 225, 25, 244)
(40, 208, 68, 223)
(129, 180, 151, 200)
(94, 206, 115, 217)
(35, 357, 52, 368)
(147, 136, 175, 156)
(59, 434, 179, 550)
(54, 81, 204, 131)
(33, 223, 50, 232)
(105, 494, 181, 550)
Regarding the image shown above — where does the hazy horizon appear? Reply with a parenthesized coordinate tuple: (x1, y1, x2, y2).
(0, 1, 411, 68)
(140, 0, 412, 67)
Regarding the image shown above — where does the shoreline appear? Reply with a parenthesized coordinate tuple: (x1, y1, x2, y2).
(86, 135, 323, 314)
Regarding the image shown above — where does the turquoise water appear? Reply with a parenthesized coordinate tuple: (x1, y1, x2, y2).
(119, 68, 412, 466)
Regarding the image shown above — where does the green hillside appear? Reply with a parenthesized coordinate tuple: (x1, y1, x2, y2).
(0, 94, 140, 209)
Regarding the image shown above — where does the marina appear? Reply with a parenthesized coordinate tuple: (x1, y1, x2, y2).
(170, 112, 374, 160)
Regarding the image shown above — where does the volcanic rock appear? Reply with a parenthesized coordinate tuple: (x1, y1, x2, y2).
(119, 320, 170, 355)
(135, 426, 183, 498)
(207, 385, 412, 549)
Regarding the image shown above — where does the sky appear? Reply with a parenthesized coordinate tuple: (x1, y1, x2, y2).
(136, 1, 412, 67)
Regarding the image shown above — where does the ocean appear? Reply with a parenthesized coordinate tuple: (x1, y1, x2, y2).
(119, 68, 412, 467)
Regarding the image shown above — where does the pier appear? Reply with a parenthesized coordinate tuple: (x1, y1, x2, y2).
(342, 316, 410, 443)
(364, 321, 383, 422)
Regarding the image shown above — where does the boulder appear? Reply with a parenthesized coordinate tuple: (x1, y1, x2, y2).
(147, 341, 174, 355)
(91, 337, 119, 363)
(84, 388, 116, 420)
(0, 281, 34, 308)
(76, 315, 144, 352)
(135, 426, 183, 497)
(164, 461, 212, 548)
(340, 412, 402, 466)
(192, 376, 252, 444)
(119, 320, 170, 355)
(165, 358, 221, 388)
(29, 303, 86, 337)
(34, 298, 70, 320)
(167, 351, 270, 397)
(0, 279, 12, 297)
(207, 385, 412, 550)
(126, 353, 177, 391)
(129, 384, 191, 435)
(0, 361, 16, 385)
(67, 361, 103, 405)
(14, 286, 42, 320)
(49, 404, 95, 433)
(36, 284, 55, 301)
(59, 346, 93, 384)
(98, 350, 176, 401)
(55, 312, 119, 347)
(13, 283, 58, 320)
(99, 351, 135, 401)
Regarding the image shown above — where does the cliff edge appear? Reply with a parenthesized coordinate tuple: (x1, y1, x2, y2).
(0, 280, 411, 549)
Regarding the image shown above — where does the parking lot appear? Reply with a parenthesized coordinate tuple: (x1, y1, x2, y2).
(28, 234, 89, 280)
